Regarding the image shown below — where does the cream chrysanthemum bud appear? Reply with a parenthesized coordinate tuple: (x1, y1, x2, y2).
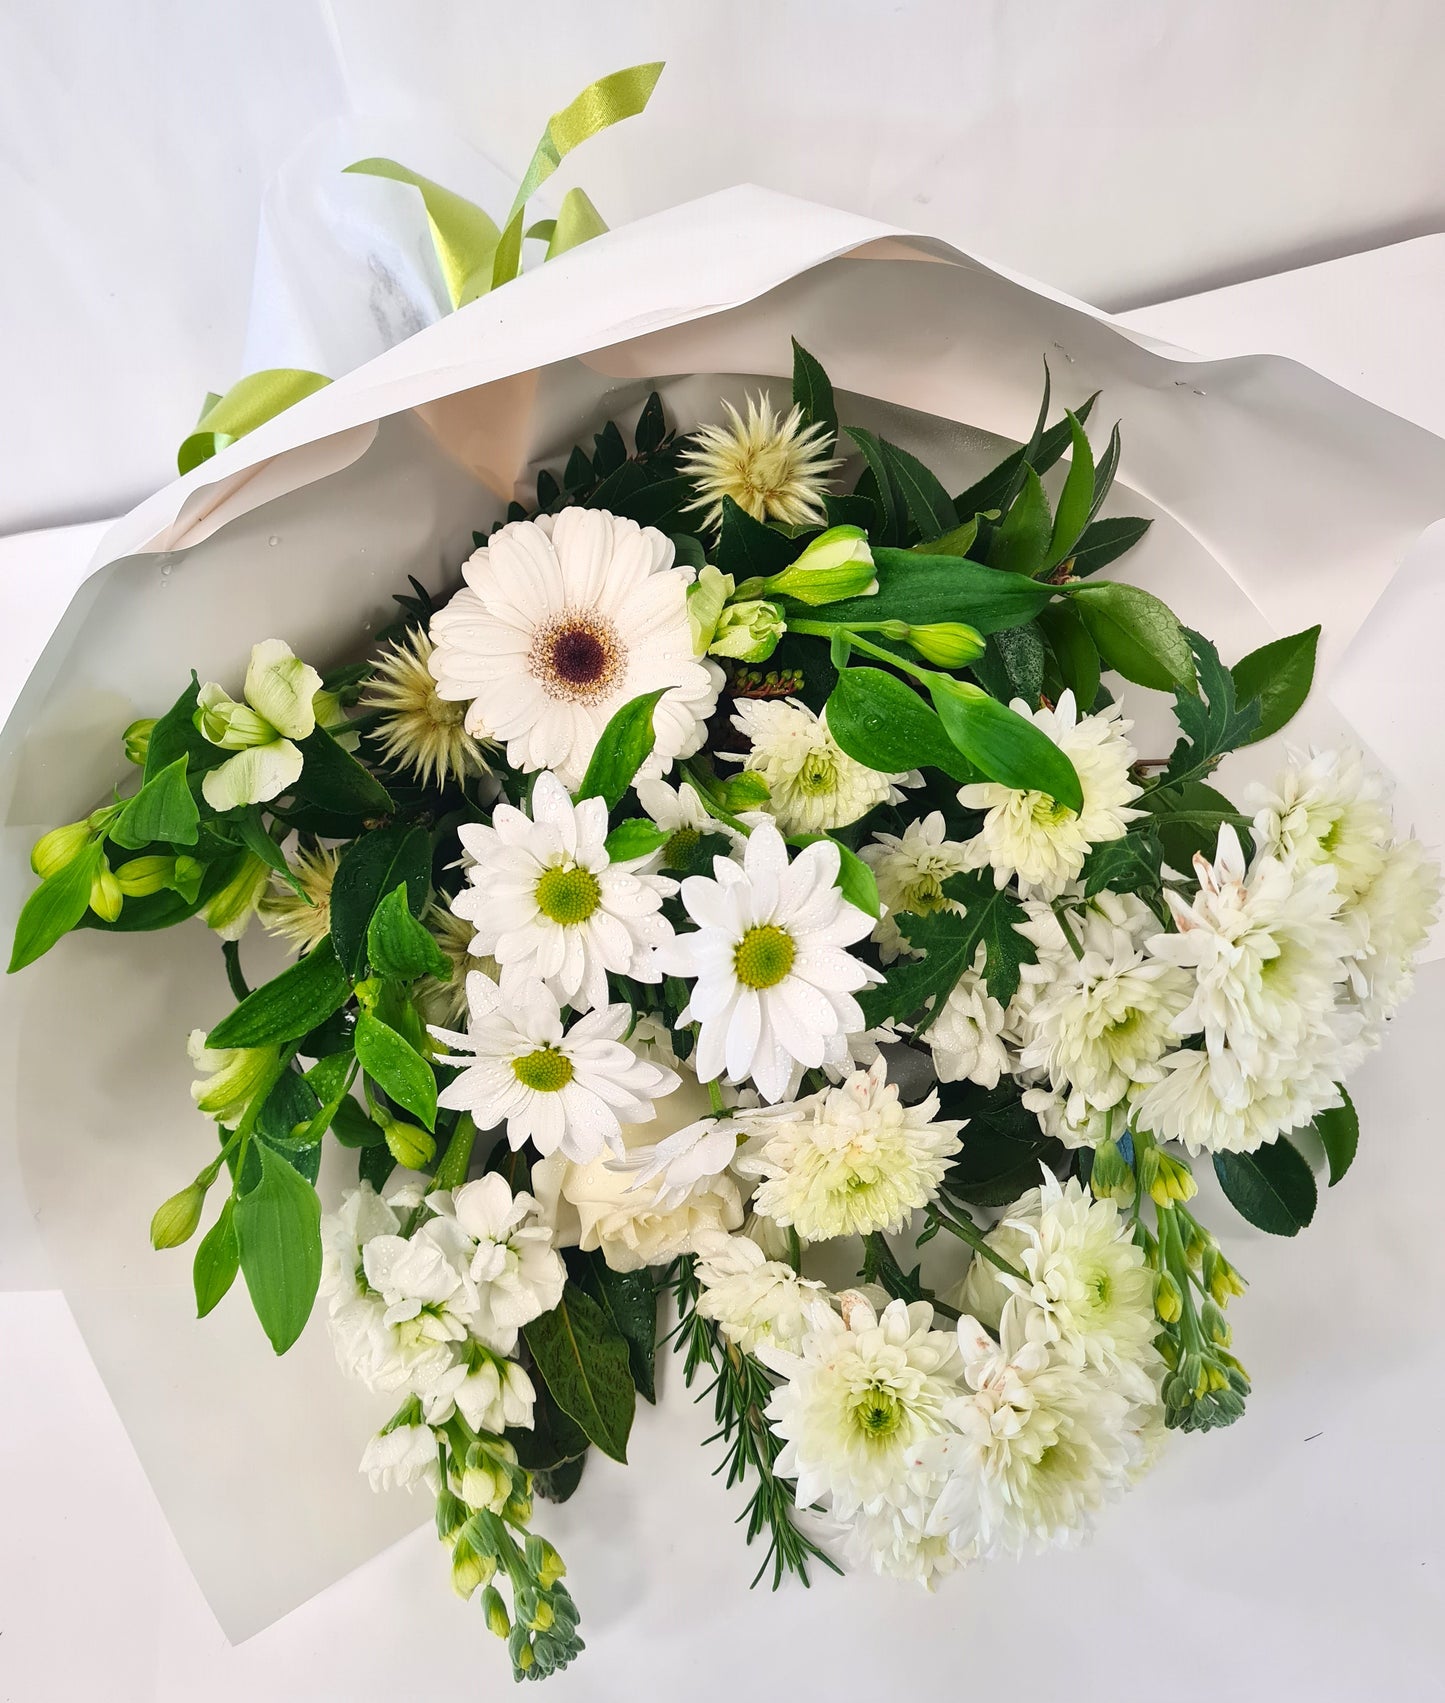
(682, 393, 840, 532)
(362, 628, 495, 789)
(260, 841, 342, 955)
(860, 811, 972, 963)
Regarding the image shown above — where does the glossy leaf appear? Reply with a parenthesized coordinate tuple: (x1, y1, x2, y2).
(523, 1284, 636, 1462)
(206, 936, 351, 1049)
(574, 1250, 659, 1403)
(786, 835, 881, 918)
(714, 495, 798, 579)
(8, 838, 104, 972)
(987, 465, 1052, 577)
(1314, 1088, 1358, 1187)
(294, 724, 394, 817)
(930, 678, 1083, 810)
(354, 1011, 437, 1131)
(234, 1140, 323, 1353)
(576, 689, 667, 810)
(604, 818, 672, 862)
(109, 757, 200, 849)
(825, 667, 975, 783)
(1043, 411, 1095, 570)
(1069, 515, 1153, 577)
(814, 549, 1056, 634)
(1070, 581, 1197, 692)
(791, 337, 838, 444)
(878, 438, 957, 540)
(1037, 600, 1101, 712)
(193, 1197, 240, 1318)
(329, 825, 432, 978)
(1231, 625, 1320, 745)
(1214, 1138, 1317, 1236)
(367, 883, 449, 982)
(846, 426, 905, 544)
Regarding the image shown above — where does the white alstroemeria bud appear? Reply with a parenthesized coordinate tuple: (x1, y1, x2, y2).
(149, 1181, 207, 1249)
(188, 1029, 280, 1125)
(89, 856, 124, 922)
(708, 599, 786, 662)
(686, 565, 734, 652)
(122, 717, 157, 766)
(764, 525, 877, 605)
(30, 820, 93, 879)
(907, 621, 985, 668)
(115, 855, 177, 898)
(383, 1117, 437, 1171)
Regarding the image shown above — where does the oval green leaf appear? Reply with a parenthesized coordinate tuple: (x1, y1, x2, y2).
(367, 883, 450, 982)
(233, 1141, 322, 1354)
(1230, 624, 1320, 745)
(355, 1011, 437, 1131)
(1213, 1137, 1318, 1236)
(826, 667, 975, 783)
(1314, 1087, 1358, 1187)
(206, 935, 352, 1049)
(1070, 581, 1197, 692)
(576, 688, 667, 809)
(930, 679, 1083, 811)
(523, 1283, 636, 1462)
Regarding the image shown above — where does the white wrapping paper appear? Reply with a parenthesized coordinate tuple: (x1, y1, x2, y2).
(3, 184, 1443, 1641)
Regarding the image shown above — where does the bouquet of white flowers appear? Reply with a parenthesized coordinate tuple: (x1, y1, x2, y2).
(9, 342, 1437, 1682)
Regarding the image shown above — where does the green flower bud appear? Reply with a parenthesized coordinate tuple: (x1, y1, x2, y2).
(461, 1456, 510, 1514)
(384, 1120, 436, 1172)
(708, 599, 786, 662)
(907, 621, 985, 668)
(89, 856, 124, 923)
(115, 855, 177, 898)
(764, 525, 877, 605)
(686, 565, 734, 652)
(194, 684, 276, 750)
(1087, 1136, 1136, 1203)
(526, 1535, 567, 1588)
(435, 1485, 466, 1543)
(1154, 1270, 1183, 1324)
(510, 1630, 535, 1673)
(451, 1530, 495, 1601)
(482, 1584, 511, 1639)
(30, 821, 93, 879)
(504, 1489, 533, 1526)
(123, 718, 157, 766)
(1137, 1142, 1197, 1207)
(150, 1181, 207, 1250)
(1203, 1246, 1247, 1306)
(528, 1597, 555, 1633)
(200, 851, 271, 942)
(87, 803, 123, 835)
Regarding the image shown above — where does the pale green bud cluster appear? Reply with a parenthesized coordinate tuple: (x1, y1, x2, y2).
(763, 524, 877, 605)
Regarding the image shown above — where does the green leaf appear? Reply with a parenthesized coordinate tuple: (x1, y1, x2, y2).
(1160, 630, 1262, 788)
(633, 390, 666, 455)
(355, 1011, 437, 1131)
(713, 495, 798, 578)
(1230, 625, 1320, 745)
(228, 804, 302, 894)
(329, 824, 432, 978)
(144, 673, 227, 783)
(987, 465, 1052, 577)
(952, 390, 1097, 517)
(1145, 779, 1250, 872)
(1087, 422, 1122, 526)
(523, 1283, 636, 1462)
(329, 1095, 385, 1148)
(812, 549, 1056, 634)
(604, 818, 672, 862)
(294, 723, 394, 817)
(861, 869, 1036, 1026)
(367, 883, 449, 981)
(916, 517, 979, 558)
(825, 667, 975, 783)
(563, 445, 592, 490)
(973, 624, 1046, 708)
(592, 419, 627, 476)
(791, 337, 838, 445)
(1070, 582, 1197, 692)
(942, 1084, 1064, 1207)
(931, 678, 1083, 810)
(787, 835, 881, 918)
(1213, 1138, 1317, 1236)
(878, 439, 957, 540)
(611, 474, 693, 533)
(233, 1139, 323, 1353)
(1314, 1088, 1358, 1187)
(206, 935, 352, 1049)
(1037, 600, 1101, 712)
(109, 757, 200, 849)
(8, 838, 104, 972)
(846, 426, 906, 545)
(1044, 411, 1095, 570)
(574, 1251, 659, 1403)
(1080, 830, 1163, 898)
(193, 1198, 240, 1318)
(1069, 515, 1153, 577)
(576, 689, 667, 810)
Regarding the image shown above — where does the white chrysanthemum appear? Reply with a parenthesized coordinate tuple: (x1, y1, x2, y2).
(362, 627, 495, 788)
(844, 1497, 976, 1586)
(431, 970, 680, 1163)
(923, 1307, 1145, 1558)
(424, 1174, 565, 1356)
(736, 1058, 963, 1240)
(259, 841, 341, 955)
(925, 945, 1013, 1089)
(1020, 1083, 1115, 1150)
(959, 691, 1143, 899)
(360, 1424, 438, 1493)
(452, 771, 675, 1015)
(655, 821, 880, 1102)
(1349, 834, 1440, 1025)
(761, 1295, 962, 1519)
(860, 811, 972, 962)
(1148, 825, 1350, 1082)
(681, 392, 840, 531)
(1017, 890, 1193, 1121)
(731, 697, 917, 835)
(957, 1174, 1159, 1384)
(1246, 747, 1394, 907)
(428, 508, 723, 788)
(1131, 1037, 1352, 1156)
(693, 1229, 828, 1356)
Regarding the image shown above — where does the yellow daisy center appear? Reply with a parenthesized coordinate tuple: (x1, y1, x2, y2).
(511, 1046, 575, 1093)
(663, 825, 702, 866)
(534, 865, 601, 927)
(733, 923, 796, 990)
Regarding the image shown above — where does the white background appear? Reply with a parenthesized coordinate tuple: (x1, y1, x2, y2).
(4, 4, 1445, 1700)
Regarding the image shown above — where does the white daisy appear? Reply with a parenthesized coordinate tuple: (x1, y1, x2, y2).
(761, 1294, 962, 1520)
(731, 697, 917, 835)
(431, 970, 680, 1163)
(427, 507, 723, 789)
(924, 946, 1013, 1089)
(735, 1058, 964, 1241)
(634, 773, 742, 869)
(681, 392, 840, 531)
(692, 1229, 828, 1357)
(959, 691, 1143, 898)
(859, 812, 972, 962)
(605, 1113, 742, 1212)
(654, 821, 880, 1103)
(452, 770, 675, 1015)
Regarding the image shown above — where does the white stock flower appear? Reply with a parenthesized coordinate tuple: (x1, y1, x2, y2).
(425, 1174, 565, 1355)
(692, 1230, 827, 1356)
(925, 947, 1012, 1089)
(655, 822, 880, 1102)
(452, 1355, 536, 1434)
(452, 771, 674, 1015)
(731, 697, 917, 835)
(361, 1218, 480, 1343)
(860, 812, 972, 962)
(428, 508, 721, 788)
(532, 1076, 744, 1272)
(360, 1424, 438, 1493)
(737, 1058, 964, 1240)
(431, 971, 679, 1163)
(959, 691, 1143, 899)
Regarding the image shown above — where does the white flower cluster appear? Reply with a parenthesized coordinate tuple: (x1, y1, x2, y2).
(320, 1172, 565, 1483)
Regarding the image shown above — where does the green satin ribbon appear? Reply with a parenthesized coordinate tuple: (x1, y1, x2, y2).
(179, 60, 663, 474)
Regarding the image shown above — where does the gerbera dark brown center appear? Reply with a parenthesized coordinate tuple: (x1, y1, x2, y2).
(529, 611, 625, 704)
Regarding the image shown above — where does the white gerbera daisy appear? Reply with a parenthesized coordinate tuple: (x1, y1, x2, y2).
(925, 946, 1013, 1089)
(736, 1058, 964, 1240)
(731, 697, 917, 835)
(654, 821, 880, 1102)
(452, 770, 675, 1015)
(362, 627, 495, 788)
(957, 1174, 1160, 1382)
(681, 392, 840, 532)
(259, 841, 341, 955)
(761, 1294, 962, 1519)
(959, 691, 1143, 898)
(692, 1229, 828, 1357)
(427, 508, 723, 789)
(430, 970, 680, 1163)
(860, 811, 972, 962)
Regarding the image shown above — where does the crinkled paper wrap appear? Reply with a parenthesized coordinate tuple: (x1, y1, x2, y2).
(3, 185, 1443, 1641)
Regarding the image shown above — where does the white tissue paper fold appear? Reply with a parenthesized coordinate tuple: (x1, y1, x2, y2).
(3, 180, 1443, 1642)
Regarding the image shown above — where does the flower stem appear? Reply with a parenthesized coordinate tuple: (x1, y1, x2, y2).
(930, 1197, 1027, 1283)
